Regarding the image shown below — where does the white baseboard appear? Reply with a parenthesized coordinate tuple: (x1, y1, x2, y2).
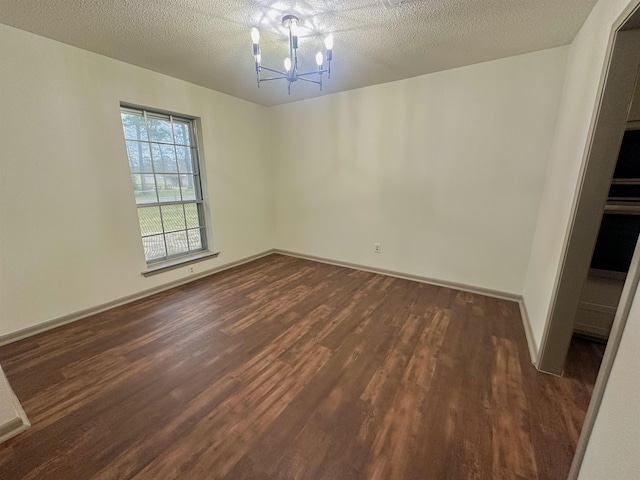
(0, 250, 275, 347)
(275, 250, 539, 366)
(1, 248, 540, 370)
(274, 249, 521, 302)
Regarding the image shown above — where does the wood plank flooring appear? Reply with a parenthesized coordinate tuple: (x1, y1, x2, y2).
(0, 254, 604, 479)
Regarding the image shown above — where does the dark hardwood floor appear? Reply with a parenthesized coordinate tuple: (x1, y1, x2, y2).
(0, 254, 604, 480)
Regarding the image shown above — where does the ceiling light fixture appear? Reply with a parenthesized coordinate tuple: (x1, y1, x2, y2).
(250, 15, 333, 95)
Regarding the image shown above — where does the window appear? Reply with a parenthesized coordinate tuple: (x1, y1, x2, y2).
(120, 107, 208, 264)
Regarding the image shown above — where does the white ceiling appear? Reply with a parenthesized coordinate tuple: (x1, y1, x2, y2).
(0, 0, 597, 106)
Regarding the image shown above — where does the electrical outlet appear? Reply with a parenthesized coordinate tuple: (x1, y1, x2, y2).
(374, 243, 382, 253)
(188, 266, 195, 275)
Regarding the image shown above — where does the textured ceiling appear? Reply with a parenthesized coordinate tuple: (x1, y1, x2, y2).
(0, 0, 597, 106)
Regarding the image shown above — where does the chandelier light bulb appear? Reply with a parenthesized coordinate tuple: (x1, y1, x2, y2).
(324, 34, 334, 50)
(284, 57, 292, 71)
(251, 27, 260, 44)
(316, 51, 323, 66)
(290, 19, 299, 37)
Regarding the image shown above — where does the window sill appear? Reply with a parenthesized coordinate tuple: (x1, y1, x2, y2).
(142, 251, 220, 277)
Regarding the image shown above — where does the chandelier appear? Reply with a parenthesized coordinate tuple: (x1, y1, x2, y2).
(250, 15, 334, 94)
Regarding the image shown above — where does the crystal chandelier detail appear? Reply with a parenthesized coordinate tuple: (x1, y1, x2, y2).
(250, 15, 334, 95)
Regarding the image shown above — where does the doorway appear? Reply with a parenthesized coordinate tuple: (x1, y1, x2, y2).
(573, 122, 640, 342)
(536, 16, 640, 376)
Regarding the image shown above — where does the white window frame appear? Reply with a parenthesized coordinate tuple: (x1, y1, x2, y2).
(120, 105, 217, 274)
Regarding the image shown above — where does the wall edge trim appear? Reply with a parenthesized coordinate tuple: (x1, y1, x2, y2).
(517, 297, 539, 366)
(0, 366, 30, 444)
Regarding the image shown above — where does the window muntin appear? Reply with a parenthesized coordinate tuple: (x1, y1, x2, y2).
(120, 107, 207, 264)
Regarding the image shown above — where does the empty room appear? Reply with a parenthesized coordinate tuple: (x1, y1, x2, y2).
(1, 1, 639, 479)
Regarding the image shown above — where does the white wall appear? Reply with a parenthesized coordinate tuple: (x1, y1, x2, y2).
(271, 48, 568, 295)
(0, 24, 273, 337)
(577, 280, 640, 480)
(522, 0, 639, 351)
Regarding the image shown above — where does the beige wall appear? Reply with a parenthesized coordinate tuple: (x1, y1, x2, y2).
(0, 24, 570, 337)
(0, 24, 273, 337)
(522, 0, 640, 351)
(271, 47, 568, 295)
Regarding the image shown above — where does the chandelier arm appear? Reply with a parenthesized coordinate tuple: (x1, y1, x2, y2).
(260, 65, 288, 76)
(297, 76, 321, 85)
(297, 70, 329, 77)
(259, 76, 289, 82)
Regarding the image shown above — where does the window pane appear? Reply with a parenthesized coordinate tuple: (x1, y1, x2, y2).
(173, 121, 192, 146)
(180, 175, 197, 201)
(148, 116, 173, 143)
(165, 230, 189, 256)
(161, 204, 186, 232)
(151, 143, 178, 173)
(155, 174, 182, 202)
(176, 146, 194, 173)
(138, 206, 163, 235)
(131, 174, 157, 204)
(187, 228, 204, 251)
(126, 141, 152, 173)
(184, 203, 200, 228)
(143, 234, 166, 262)
(121, 112, 148, 141)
